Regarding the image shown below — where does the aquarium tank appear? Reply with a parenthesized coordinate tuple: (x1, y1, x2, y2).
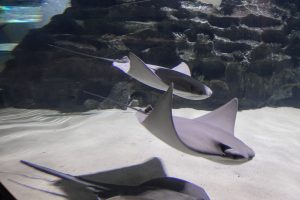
(0, 0, 299, 200)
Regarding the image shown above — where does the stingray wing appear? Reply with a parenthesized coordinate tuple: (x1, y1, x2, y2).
(171, 62, 191, 76)
(112, 61, 130, 73)
(136, 84, 200, 155)
(192, 98, 238, 135)
(136, 85, 229, 157)
(128, 53, 167, 90)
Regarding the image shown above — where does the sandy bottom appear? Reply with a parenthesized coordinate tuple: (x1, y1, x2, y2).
(0, 107, 299, 200)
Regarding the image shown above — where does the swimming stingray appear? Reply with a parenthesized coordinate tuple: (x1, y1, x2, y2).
(136, 84, 255, 163)
(49, 44, 212, 100)
(20, 160, 210, 200)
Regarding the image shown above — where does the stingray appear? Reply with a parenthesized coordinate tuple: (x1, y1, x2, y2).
(49, 44, 212, 100)
(20, 160, 210, 200)
(136, 84, 255, 163)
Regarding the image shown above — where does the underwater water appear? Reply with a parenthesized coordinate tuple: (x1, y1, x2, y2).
(0, 0, 70, 71)
(0, 0, 299, 199)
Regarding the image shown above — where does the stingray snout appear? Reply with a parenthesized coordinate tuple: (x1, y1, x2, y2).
(224, 149, 255, 160)
(204, 85, 213, 97)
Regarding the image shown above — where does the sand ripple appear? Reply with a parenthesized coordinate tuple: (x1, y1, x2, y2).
(0, 107, 299, 200)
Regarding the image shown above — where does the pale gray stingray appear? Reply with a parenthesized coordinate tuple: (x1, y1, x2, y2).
(114, 53, 212, 100)
(136, 84, 255, 162)
(49, 44, 212, 100)
(21, 160, 210, 200)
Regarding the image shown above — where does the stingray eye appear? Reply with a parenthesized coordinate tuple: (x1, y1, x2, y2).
(219, 143, 231, 153)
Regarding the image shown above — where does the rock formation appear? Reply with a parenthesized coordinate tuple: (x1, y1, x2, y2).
(0, 0, 299, 110)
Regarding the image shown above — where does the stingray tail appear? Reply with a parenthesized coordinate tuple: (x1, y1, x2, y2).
(83, 90, 145, 113)
(20, 160, 109, 192)
(48, 44, 116, 62)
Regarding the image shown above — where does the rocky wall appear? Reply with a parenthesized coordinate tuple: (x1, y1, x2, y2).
(0, 0, 299, 110)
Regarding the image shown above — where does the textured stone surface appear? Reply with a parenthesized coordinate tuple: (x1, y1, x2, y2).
(0, 0, 299, 110)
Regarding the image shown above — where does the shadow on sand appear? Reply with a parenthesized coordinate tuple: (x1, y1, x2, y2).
(22, 157, 210, 199)
(54, 157, 167, 200)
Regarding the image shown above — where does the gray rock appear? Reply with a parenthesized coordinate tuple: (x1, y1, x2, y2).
(0, 0, 299, 110)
